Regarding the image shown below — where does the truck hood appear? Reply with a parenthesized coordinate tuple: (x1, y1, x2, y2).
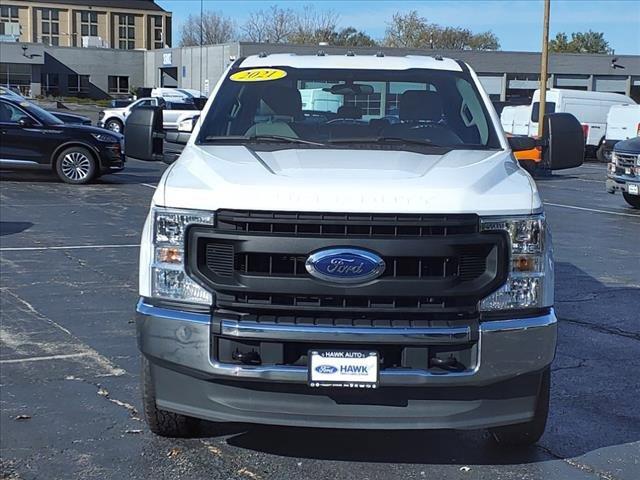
(155, 145, 540, 215)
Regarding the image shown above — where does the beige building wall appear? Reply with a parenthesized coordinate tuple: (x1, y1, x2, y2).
(3, 1, 171, 50)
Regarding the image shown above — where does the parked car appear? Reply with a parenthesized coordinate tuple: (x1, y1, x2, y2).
(125, 53, 585, 447)
(0, 86, 91, 125)
(599, 104, 640, 162)
(528, 88, 635, 158)
(98, 97, 201, 133)
(606, 136, 640, 208)
(0, 96, 124, 184)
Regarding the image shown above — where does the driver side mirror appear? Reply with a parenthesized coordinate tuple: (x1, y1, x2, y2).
(542, 113, 584, 170)
(124, 106, 164, 161)
(18, 117, 35, 128)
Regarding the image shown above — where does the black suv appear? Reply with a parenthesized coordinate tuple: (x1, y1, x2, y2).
(0, 97, 124, 184)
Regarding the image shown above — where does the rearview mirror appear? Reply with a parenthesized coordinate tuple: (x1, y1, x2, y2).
(508, 136, 537, 152)
(124, 107, 164, 161)
(324, 83, 374, 96)
(542, 113, 584, 170)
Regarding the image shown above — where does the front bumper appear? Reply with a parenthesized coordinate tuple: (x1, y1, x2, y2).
(136, 301, 556, 430)
(96, 143, 125, 172)
(606, 174, 639, 195)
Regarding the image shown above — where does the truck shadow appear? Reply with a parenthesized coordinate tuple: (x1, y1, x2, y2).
(199, 262, 639, 466)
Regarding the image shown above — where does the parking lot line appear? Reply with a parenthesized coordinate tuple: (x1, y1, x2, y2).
(141, 183, 157, 189)
(544, 202, 639, 218)
(0, 244, 139, 252)
(0, 353, 93, 364)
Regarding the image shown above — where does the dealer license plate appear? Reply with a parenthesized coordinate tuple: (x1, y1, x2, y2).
(308, 350, 378, 388)
(628, 184, 639, 195)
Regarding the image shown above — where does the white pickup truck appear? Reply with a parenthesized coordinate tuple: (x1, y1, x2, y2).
(124, 53, 585, 448)
(98, 97, 201, 133)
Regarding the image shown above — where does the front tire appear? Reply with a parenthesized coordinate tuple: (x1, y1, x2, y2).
(141, 356, 201, 437)
(623, 192, 640, 209)
(105, 118, 124, 134)
(55, 146, 97, 184)
(489, 368, 550, 448)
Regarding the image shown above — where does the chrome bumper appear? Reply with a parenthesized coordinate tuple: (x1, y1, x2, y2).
(136, 300, 557, 387)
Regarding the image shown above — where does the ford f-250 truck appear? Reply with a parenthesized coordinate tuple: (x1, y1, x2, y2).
(125, 53, 584, 447)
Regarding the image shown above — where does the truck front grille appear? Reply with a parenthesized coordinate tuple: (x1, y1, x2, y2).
(187, 210, 508, 319)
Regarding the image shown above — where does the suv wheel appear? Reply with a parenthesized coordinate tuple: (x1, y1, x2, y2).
(489, 367, 550, 448)
(623, 192, 640, 209)
(141, 356, 201, 437)
(105, 118, 123, 133)
(55, 147, 97, 184)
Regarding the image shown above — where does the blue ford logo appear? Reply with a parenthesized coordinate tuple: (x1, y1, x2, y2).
(305, 248, 385, 284)
(315, 365, 338, 374)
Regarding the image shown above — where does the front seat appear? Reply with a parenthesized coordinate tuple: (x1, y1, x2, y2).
(245, 85, 303, 138)
(382, 90, 462, 145)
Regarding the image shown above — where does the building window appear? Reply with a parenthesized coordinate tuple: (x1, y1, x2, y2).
(80, 11, 98, 37)
(0, 5, 19, 36)
(152, 16, 163, 49)
(68, 74, 90, 95)
(108, 76, 129, 94)
(41, 8, 60, 46)
(0, 63, 32, 97)
(41, 73, 60, 96)
(118, 14, 135, 49)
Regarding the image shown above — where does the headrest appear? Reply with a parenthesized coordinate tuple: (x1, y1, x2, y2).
(259, 86, 302, 118)
(336, 105, 363, 119)
(399, 90, 443, 122)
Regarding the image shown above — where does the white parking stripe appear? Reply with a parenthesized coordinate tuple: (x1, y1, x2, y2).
(0, 244, 139, 252)
(141, 183, 157, 189)
(0, 353, 91, 364)
(544, 202, 640, 218)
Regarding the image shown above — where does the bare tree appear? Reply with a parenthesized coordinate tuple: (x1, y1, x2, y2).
(179, 12, 236, 47)
(288, 5, 339, 44)
(242, 6, 296, 43)
(383, 10, 499, 50)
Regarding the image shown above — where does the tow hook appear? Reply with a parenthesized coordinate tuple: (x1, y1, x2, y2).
(232, 349, 261, 365)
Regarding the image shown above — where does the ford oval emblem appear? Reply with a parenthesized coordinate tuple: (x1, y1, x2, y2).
(305, 248, 385, 284)
(315, 365, 338, 374)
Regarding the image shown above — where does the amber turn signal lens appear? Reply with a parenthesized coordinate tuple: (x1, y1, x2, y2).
(513, 255, 538, 272)
(156, 247, 182, 264)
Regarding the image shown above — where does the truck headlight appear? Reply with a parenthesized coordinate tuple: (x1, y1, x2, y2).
(149, 207, 214, 305)
(479, 214, 553, 311)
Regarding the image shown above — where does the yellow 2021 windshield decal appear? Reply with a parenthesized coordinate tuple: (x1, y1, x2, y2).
(229, 68, 287, 82)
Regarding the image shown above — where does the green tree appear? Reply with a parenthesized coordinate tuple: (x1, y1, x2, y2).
(549, 30, 612, 54)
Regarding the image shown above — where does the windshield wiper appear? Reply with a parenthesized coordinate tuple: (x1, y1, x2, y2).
(203, 135, 326, 146)
(327, 136, 443, 147)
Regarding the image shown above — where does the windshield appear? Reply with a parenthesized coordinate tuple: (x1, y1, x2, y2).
(197, 66, 501, 150)
(21, 101, 64, 125)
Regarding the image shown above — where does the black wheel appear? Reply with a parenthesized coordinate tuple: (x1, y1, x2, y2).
(105, 118, 124, 134)
(54, 146, 97, 184)
(141, 356, 201, 437)
(623, 192, 640, 209)
(489, 368, 550, 448)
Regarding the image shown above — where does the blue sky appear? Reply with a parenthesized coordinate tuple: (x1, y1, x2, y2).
(157, 0, 640, 54)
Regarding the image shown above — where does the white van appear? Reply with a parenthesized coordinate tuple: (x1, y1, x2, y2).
(500, 105, 517, 133)
(528, 88, 635, 157)
(600, 104, 640, 161)
(512, 105, 532, 136)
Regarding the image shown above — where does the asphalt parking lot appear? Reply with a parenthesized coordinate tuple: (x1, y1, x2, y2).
(1, 160, 639, 480)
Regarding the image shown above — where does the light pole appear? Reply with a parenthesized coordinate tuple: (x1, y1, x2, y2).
(537, 0, 551, 138)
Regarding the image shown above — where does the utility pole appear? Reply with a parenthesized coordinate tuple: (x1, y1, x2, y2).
(537, 0, 551, 138)
(200, 0, 203, 93)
